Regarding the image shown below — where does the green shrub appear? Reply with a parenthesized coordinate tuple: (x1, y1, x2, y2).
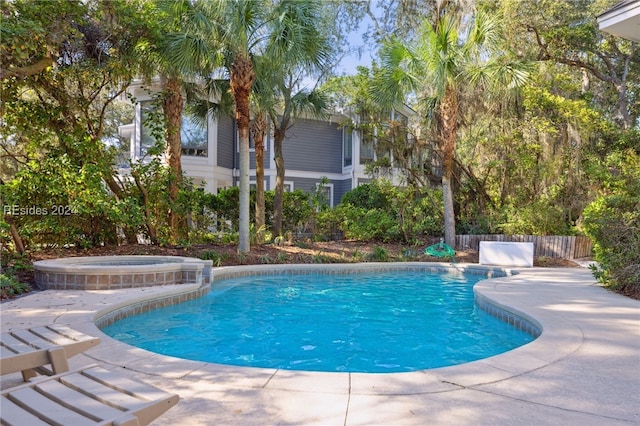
(582, 194, 640, 298)
(316, 181, 444, 242)
(500, 198, 573, 236)
(340, 182, 392, 210)
(582, 149, 640, 299)
(1, 273, 31, 299)
(199, 250, 223, 267)
(368, 246, 391, 262)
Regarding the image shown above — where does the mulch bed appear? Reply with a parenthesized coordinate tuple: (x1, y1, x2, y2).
(4, 240, 578, 299)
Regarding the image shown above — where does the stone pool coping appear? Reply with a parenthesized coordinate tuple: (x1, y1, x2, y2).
(2, 263, 639, 425)
(33, 255, 212, 290)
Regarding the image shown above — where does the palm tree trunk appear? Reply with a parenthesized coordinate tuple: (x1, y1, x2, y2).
(440, 87, 458, 248)
(230, 53, 255, 254)
(163, 76, 184, 244)
(272, 127, 286, 237)
(251, 114, 268, 243)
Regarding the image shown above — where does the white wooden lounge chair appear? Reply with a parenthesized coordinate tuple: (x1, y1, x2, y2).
(1, 324, 100, 381)
(1, 364, 179, 425)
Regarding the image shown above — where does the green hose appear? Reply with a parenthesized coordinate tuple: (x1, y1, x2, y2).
(424, 240, 456, 262)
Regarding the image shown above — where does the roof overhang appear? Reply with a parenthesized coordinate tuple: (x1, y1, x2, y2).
(597, 0, 640, 42)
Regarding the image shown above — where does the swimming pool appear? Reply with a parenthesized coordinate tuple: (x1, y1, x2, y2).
(101, 268, 536, 373)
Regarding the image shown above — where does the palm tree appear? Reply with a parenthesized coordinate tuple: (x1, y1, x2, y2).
(249, 66, 273, 243)
(373, 8, 529, 246)
(138, 0, 213, 244)
(270, 80, 329, 237)
(197, 0, 331, 253)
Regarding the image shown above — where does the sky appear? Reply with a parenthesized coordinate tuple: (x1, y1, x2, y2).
(336, 22, 375, 75)
(333, 8, 377, 76)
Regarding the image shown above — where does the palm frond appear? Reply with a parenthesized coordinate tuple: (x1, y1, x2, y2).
(161, 32, 211, 75)
(290, 89, 330, 120)
(269, 1, 331, 73)
(371, 38, 420, 108)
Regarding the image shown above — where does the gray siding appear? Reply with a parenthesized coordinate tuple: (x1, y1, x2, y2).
(289, 177, 321, 195)
(334, 179, 353, 204)
(282, 119, 342, 174)
(217, 114, 235, 169)
(288, 177, 353, 206)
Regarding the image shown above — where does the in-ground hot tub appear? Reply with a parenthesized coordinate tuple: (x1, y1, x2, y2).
(33, 256, 212, 290)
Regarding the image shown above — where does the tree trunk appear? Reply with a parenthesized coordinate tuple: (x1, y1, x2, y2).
(162, 76, 184, 244)
(440, 87, 458, 248)
(442, 174, 456, 247)
(4, 214, 25, 255)
(230, 53, 255, 254)
(132, 169, 159, 245)
(273, 127, 286, 237)
(251, 114, 268, 243)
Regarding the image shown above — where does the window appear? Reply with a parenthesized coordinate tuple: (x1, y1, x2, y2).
(181, 114, 208, 157)
(360, 139, 375, 164)
(237, 122, 267, 152)
(314, 182, 334, 208)
(359, 117, 375, 164)
(139, 101, 208, 157)
(249, 181, 267, 190)
(139, 102, 157, 156)
(343, 128, 352, 167)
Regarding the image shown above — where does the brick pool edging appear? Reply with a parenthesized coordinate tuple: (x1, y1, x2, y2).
(33, 256, 213, 290)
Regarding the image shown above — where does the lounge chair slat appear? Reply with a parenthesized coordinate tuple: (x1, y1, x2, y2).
(29, 326, 77, 346)
(0, 395, 51, 426)
(9, 329, 58, 350)
(83, 367, 170, 401)
(46, 324, 94, 341)
(35, 379, 126, 421)
(5, 387, 98, 425)
(61, 371, 151, 409)
(1, 333, 38, 354)
(1, 325, 100, 379)
(1, 345, 17, 357)
(1, 365, 179, 426)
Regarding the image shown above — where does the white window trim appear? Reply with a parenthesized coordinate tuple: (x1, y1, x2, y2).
(249, 180, 268, 190)
(236, 131, 268, 153)
(315, 182, 334, 208)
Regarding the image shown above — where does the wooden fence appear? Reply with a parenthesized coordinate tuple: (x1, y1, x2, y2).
(455, 234, 593, 259)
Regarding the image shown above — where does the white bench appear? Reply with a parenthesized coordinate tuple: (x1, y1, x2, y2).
(479, 241, 534, 267)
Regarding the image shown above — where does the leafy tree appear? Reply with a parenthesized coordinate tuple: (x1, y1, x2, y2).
(323, 66, 438, 188)
(499, 0, 639, 129)
(189, 0, 332, 252)
(270, 84, 331, 238)
(319, 180, 443, 242)
(372, 7, 529, 247)
(134, 0, 215, 243)
(1, 0, 148, 250)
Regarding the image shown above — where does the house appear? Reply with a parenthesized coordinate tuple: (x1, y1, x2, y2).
(597, 0, 640, 42)
(119, 82, 416, 207)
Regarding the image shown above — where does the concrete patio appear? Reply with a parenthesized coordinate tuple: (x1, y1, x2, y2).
(1, 265, 639, 425)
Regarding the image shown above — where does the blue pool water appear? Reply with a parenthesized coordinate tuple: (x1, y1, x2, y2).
(101, 270, 536, 373)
